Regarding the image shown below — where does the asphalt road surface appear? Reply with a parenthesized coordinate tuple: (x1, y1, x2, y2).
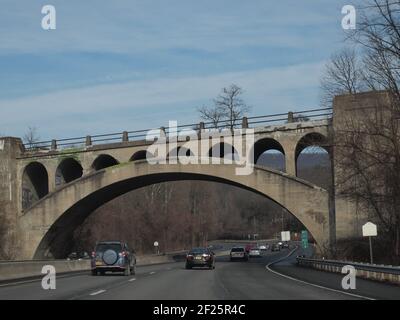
(0, 246, 398, 300)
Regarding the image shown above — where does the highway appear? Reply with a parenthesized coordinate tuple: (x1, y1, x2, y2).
(0, 246, 398, 300)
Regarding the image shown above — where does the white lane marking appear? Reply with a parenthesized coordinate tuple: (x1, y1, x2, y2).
(265, 247, 375, 301)
(90, 289, 106, 296)
(129, 278, 136, 282)
(149, 272, 156, 275)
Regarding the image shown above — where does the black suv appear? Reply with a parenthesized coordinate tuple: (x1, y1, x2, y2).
(91, 241, 136, 276)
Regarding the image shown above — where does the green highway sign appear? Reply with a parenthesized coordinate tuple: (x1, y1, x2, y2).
(301, 230, 308, 249)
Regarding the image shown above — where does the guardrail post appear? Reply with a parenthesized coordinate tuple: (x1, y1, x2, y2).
(122, 131, 129, 142)
(85, 135, 92, 147)
(242, 117, 249, 129)
(51, 139, 57, 151)
(287, 111, 294, 123)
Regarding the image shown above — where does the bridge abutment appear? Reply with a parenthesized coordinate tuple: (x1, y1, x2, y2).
(0, 137, 24, 259)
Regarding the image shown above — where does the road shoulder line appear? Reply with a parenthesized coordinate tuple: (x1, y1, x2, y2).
(90, 289, 106, 296)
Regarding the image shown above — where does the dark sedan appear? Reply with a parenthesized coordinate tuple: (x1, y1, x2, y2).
(185, 248, 215, 270)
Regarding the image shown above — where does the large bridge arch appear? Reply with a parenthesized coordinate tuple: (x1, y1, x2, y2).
(18, 161, 330, 259)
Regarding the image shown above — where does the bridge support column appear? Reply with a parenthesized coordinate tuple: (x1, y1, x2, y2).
(285, 149, 296, 176)
(48, 166, 56, 193)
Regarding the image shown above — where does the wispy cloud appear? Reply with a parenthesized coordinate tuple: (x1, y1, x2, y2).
(0, 62, 323, 138)
(0, 0, 346, 54)
(0, 0, 352, 139)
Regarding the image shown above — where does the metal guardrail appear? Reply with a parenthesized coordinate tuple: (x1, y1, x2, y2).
(24, 107, 332, 152)
(297, 257, 400, 274)
(296, 257, 400, 284)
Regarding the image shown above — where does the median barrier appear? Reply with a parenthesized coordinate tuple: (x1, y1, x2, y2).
(0, 259, 90, 282)
(0, 249, 231, 283)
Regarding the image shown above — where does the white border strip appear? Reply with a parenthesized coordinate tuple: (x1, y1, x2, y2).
(90, 289, 106, 296)
(266, 247, 375, 301)
(0, 271, 89, 288)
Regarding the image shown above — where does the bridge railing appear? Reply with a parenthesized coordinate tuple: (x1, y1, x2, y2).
(24, 107, 332, 152)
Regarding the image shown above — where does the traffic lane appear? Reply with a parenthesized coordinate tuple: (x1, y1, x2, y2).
(85, 258, 228, 300)
(0, 261, 183, 300)
(84, 251, 359, 300)
(271, 246, 400, 300)
(216, 251, 359, 300)
(84, 253, 283, 300)
(0, 249, 376, 300)
(84, 252, 286, 300)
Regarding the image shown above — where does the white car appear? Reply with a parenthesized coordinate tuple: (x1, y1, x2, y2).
(249, 247, 262, 258)
(230, 247, 248, 261)
(258, 244, 267, 251)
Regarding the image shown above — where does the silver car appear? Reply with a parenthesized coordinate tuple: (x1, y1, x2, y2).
(249, 247, 262, 258)
(230, 247, 248, 261)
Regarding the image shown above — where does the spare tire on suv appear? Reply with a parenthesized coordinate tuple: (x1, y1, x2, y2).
(90, 241, 136, 276)
(103, 249, 118, 265)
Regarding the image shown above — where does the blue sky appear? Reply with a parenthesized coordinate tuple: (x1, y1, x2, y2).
(0, 0, 356, 139)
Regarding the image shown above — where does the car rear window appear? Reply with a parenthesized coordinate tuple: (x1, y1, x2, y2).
(189, 248, 208, 254)
(231, 248, 244, 252)
(95, 243, 122, 253)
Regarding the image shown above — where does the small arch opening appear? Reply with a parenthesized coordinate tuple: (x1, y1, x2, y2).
(55, 158, 83, 186)
(167, 147, 194, 159)
(92, 154, 119, 171)
(296, 133, 332, 189)
(253, 138, 286, 172)
(130, 150, 154, 162)
(22, 162, 49, 210)
(208, 143, 239, 160)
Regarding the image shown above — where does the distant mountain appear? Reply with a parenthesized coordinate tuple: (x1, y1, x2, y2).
(257, 152, 331, 190)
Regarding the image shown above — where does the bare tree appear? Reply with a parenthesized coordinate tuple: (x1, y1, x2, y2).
(335, 101, 400, 262)
(198, 84, 251, 130)
(23, 126, 40, 148)
(197, 105, 224, 129)
(214, 84, 251, 130)
(353, 0, 400, 101)
(320, 48, 363, 107)
(325, 0, 400, 262)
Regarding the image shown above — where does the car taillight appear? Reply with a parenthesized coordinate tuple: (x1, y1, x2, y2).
(187, 255, 193, 260)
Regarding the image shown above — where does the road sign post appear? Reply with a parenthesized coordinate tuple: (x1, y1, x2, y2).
(154, 241, 159, 255)
(362, 222, 377, 264)
(368, 236, 373, 264)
